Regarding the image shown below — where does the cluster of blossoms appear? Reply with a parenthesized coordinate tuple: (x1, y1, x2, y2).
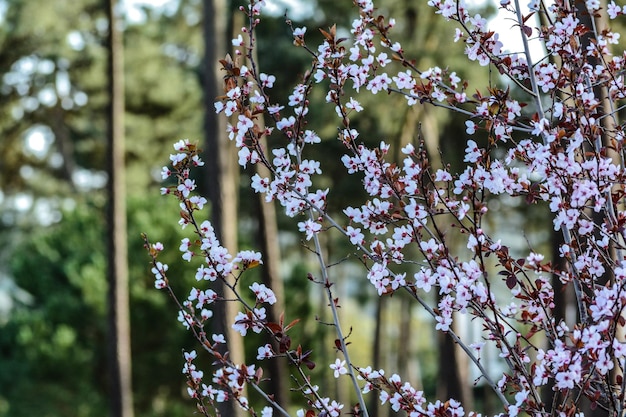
(144, 0, 626, 416)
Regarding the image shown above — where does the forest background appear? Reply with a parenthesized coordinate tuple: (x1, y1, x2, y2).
(0, 0, 587, 416)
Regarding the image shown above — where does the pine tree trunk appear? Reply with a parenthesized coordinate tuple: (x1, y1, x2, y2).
(369, 296, 384, 417)
(576, 1, 615, 416)
(105, 0, 134, 415)
(253, 153, 290, 407)
(203, 1, 246, 416)
(232, 7, 291, 403)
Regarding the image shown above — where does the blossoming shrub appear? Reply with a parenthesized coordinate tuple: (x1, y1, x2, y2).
(145, 0, 626, 416)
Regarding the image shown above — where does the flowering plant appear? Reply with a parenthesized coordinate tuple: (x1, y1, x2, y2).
(144, 0, 626, 416)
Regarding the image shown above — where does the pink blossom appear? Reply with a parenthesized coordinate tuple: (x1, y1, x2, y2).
(366, 73, 391, 94)
(249, 282, 276, 305)
(330, 358, 348, 378)
(257, 344, 274, 360)
(463, 139, 481, 162)
(177, 178, 195, 198)
(293, 26, 306, 37)
(298, 219, 322, 241)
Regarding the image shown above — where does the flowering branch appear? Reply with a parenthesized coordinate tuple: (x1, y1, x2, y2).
(144, 0, 626, 416)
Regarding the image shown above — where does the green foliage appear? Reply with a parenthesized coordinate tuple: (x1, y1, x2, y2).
(0, 193, 201, 417)
(1, 198, 108, 417)
(127, 194, 203, 416)
(123, 7, 203, 191)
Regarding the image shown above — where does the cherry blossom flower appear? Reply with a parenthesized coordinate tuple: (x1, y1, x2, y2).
(298, 219, 322, 241)
(257, 344, 274, 360)
(330, 359, 348, 378)
(177, 178, 195, 198)
(293, 27, 306, 37)
(151, 262, 168, 289)
(232, 34, 243, 46)
(249, 282, 277, 305)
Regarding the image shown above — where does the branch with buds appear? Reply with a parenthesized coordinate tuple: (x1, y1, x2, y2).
(145, 0, 626, 416)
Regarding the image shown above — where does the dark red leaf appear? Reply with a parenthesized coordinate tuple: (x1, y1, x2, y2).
(335, 339, 343, 351)
(506, 275, 517, 289)
(279, 335, 291, 353)
(266, 322, 282, 333)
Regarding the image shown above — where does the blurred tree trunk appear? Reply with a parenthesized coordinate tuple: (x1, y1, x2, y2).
(576, 1, 616, 416)
(253, 189, 290, 406)
(105, 0, 134, 416)
(232, 7, 291, 404)
(544, 229, 568, 414)
(395, 77, 473, 407)
(252, 115, 290, 408)
(370, 296, 384, 417)
(397, 296, 413, 382)
(418, 107, 473, 408)
(203, 1, 246, 416)
(435, 319, 468, 403)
